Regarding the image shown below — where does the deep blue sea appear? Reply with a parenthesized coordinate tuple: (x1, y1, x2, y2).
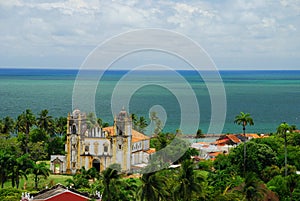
(1, 68, 300, 135)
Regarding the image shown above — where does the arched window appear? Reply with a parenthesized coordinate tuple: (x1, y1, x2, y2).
(72, 125, 77, 134)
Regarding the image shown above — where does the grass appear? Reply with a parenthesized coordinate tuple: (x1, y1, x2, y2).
(4, 174, 72, 191)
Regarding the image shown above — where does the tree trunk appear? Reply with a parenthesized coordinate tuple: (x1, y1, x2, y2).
(1, 177, 5, 188)
(16, 177, 20, 189)
(284, 133, 287, 177)
(26, 124, 30, 153)
(11, 171, 15, 188)
(35, 175, 38, 190)
(243, 126, 246, 177)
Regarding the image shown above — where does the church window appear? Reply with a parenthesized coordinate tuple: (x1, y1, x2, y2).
(118, 144, 122, 150)
(85, 145, 89, 152)
(72, 162, 76, 168)
(104, 145, 108, 153)
(72, 125, 76, 134)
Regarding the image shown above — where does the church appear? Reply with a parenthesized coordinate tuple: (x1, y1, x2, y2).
(50, 108, 155, 174)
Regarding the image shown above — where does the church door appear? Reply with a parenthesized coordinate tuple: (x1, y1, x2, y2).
(92, 159, 101, 172)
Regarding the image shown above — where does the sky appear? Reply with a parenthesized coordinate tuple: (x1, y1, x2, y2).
(0, 0, 299, 70)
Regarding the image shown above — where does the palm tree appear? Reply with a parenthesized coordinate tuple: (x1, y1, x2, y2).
(86, 112, 98, 129)
(236, 172, 266, 201)
(0, 151, 12, 188)
(137, 171, 169, 201)
(137, 116, 148, 133)
(54, 117, 67, 136)
(17, 109, 36, 153)
(2, 116, 15, 135)
(12, 154, 33, 188)
(100, 167, 122, 201)
(31, 162, 51, 190)
(37, 109, 54, 135)
(130, 113, 138, 130)
(234, 112, 254, 176)
(173, 160, 205, 201)
(277, 122, 291, 177)
(0, 120, 3, 134)
(150, 112, 162, 136)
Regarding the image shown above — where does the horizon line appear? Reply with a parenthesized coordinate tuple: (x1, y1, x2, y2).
(0, 66, 300, 71)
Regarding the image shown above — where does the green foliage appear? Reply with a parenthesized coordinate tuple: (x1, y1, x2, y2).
(197, 160, 213, 171)
(150, 112, 162, 135)
(28, 141, 48, 162)
(100, 166, 123, 201)
(0, 116, 15, 135)
(261, 165, 281, 183)
(0, 188, 24, 201)
(17, 109, 36, 153)
(196, 129, 205, 138)
(173, 160, 206, 201)
(86, 112, 98, 129)
(267, 175, 289, 199)
(235, 172, 267, 201)
(1, 109, 300, 201)
(54, 116, 67, 136)
(229, 141, 277, 176)
(31, 162, 51, 190)
(234, 112, 254, 132)
(131, 114, 148, 134)
(37, 109, 54, 136)
(137, 170, 169, 201)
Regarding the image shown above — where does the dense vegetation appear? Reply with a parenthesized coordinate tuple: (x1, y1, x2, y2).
(0, 109, 300, 200)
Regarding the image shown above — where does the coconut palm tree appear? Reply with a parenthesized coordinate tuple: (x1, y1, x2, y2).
(37, 109, 54, 135)
(31, 162, 51, 190)
(16, 109, 36, 153)
(236, 172, 267, 201)
(86, 112, 98, 129)
(12, 154, 33, 188)
(173, 160, 205, 201)
(277, 122, 291, 177)
(54, 117, 67, 136)
(137, 116, 148, 134)
(2, 116, 15, 135)
(234, 112, 254, 176)
(0, 151, 12, 188)
(100, 167, 122, 201)
(137, 171, 169, 201)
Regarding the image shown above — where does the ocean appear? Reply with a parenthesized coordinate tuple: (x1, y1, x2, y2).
(1, 68, 300, 135)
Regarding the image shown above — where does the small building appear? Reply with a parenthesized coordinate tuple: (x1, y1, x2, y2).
(21, 184, 99, 201)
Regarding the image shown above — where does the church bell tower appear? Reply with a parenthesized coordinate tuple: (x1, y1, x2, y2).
(66, 109, 84, 174)
(112, 108, 132, 172)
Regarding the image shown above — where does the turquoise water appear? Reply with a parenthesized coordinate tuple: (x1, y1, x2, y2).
(1, 69, 300, 134)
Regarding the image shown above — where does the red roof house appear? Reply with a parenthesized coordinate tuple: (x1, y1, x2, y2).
(23, 184, 100, 201)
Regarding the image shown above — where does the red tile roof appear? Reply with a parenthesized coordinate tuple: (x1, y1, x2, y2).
(103, 126, 150, 143)
(213, 139, 229, 145)
(226, 134, 241, 143)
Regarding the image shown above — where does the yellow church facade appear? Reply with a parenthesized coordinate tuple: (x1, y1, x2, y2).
(50, 109, 154, 174)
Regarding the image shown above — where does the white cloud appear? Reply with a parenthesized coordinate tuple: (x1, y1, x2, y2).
(0, 0, 299, 69)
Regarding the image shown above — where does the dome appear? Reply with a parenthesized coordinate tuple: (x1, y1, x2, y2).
(117, 107, 129, 121)
(72, 109, 81, 118)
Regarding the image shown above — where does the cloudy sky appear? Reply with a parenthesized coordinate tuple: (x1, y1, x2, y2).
(0, 0, 299, 70)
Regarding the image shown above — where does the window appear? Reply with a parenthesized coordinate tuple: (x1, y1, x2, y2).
(72, 162, 76, 168)
(72, 125, 76, 134)
(85, 145, 89, 152)
(118, 144, 122, 150)
(104, 145, 108, 152)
